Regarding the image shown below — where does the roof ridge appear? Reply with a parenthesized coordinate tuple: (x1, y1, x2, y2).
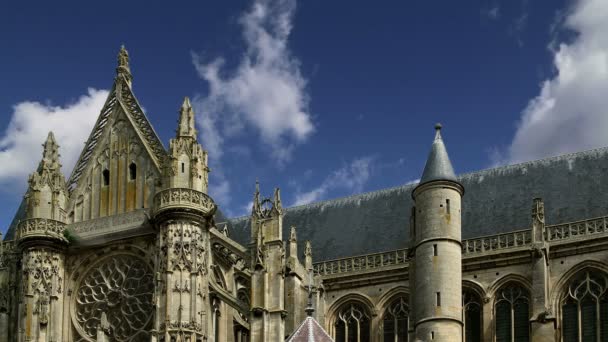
(225, 145, 608, 222)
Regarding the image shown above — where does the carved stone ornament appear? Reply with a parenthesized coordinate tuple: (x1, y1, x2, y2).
(73, 255, 154, 341)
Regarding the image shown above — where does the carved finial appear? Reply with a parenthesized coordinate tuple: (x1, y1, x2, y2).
(305, 241, 312, 257)
(434, 123, 443, 141)
(252, 180, 261, 215)
(116, 45, 132, 86)
(177, 97, 196, 138)
(532, 197, 546, 243)
(221, 224, 229, 236)
(274, 188, 282, 210)
(42, 132, 60, 168)
(290, 226, 297, 242)
(532, 198, 545, 224)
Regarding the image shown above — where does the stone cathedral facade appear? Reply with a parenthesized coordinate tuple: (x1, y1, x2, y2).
(1, 47, 608, 342)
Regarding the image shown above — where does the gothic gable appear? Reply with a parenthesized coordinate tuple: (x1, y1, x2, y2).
(66, 77, 165, 223)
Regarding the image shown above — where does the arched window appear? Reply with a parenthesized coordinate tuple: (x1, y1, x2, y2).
(383, 297, 409, 342)
(129, 162, 137, 181)
(463, 289, 482, 342)
(561, 270, 608, 342)
(335, 303, 371, 342)
(495, 283, 530, 342)
(102, 169, 110, 186)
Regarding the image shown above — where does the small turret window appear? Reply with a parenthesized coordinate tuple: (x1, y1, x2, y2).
(182, 162, 185, 173)
(129, 162, 137, 181)
(102, 169, 110, 186)
(433, 244, 438, 256)
(436, 292, 441, 307)
(446, 199, 451, 214)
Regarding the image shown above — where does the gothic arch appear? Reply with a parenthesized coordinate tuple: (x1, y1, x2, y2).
(550, 260, 608, 341)
(326, 292, 376, 339)
(327, 292, 377, 320)
(376, 286, 409, 311)
(463, 279, 487, 301)
(549, 259, 608, 312)
(490, 275, 532, 342)
(487, 273, 532, 300)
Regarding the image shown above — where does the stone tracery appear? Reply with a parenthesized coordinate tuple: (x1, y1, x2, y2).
(74, 255, 154, 341)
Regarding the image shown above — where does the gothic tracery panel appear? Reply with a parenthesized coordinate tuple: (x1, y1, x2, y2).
(334, 303, 371, 342)
(73, 254, 154, 341)
(561, 270, 608, 342)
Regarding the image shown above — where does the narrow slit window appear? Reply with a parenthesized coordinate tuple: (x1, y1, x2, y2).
(433, 244, 438, 256)
(436, 292, 441, 307)
(102, 169, 110, 186)
(431, 331, 435, 340)
(446, 199, 450, 214)
(129, 163, 137, 180)
(182, 162, 185, 173)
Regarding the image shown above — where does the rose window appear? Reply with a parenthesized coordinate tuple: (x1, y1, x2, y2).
(74, 255, 154, 341)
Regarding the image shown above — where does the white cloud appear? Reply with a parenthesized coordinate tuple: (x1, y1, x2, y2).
(293, 157, 373, 206)
(506, 0, 608, 163)
(193, 0, 313, 165)
(209, 172, 232, 214)
(482, 4, 501, 20)
(0, 89, 108, 191)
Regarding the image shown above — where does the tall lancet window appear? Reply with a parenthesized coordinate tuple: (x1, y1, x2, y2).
(494, 283, 530, 342)
(335, 303, 371, 342)
(561, 270, 608, 342)
(463, 289, 482, 342)
(383, 297, 409, 342)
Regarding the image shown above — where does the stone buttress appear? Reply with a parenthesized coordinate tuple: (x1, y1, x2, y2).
(250, 183, 287, 341)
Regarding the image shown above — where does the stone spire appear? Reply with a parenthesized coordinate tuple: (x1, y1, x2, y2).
(177, 97, 197, 138)
(25, 132, 68, 221)
(419, 123, 458, 185)
(116, 45, 133, 87)
(38, 132, 61, 172)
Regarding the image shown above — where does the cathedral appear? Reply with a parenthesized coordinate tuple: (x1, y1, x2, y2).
(0, 47, 607, 342)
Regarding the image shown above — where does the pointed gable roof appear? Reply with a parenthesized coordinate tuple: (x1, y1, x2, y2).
(286, 317, 334, 342)
(66, 46, 166, 192)
(419, 123, 458, 185)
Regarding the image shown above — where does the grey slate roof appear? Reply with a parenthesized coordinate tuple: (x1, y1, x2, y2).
(224, 146, 608, 261)
(419, 124, 458, 185)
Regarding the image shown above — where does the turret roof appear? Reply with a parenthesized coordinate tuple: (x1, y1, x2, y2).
(419, 123, 458, 185)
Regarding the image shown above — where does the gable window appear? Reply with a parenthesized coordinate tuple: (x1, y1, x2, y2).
(129, 162, 137, 181)
(102, 169, 110, 186)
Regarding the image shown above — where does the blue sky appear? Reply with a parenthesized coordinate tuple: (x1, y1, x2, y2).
(2, 0, 608, 230)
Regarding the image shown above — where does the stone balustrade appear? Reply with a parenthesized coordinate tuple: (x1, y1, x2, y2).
(16, 218, 67, 243)
(313, 248, 408, 276)
(154, 188, 216, 217)
(546, 215, 608, 241)
(461, 229, 532, 255)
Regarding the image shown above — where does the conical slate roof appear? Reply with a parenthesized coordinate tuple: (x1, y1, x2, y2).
(419, 123, 458, 184)
(286, 316, 334, 342)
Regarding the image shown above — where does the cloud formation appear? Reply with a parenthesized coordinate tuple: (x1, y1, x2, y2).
(193, 0, 313, 164)
(293, 157, 373, 206)
(506, 0, 608, 163)
(0, 89, 108, 191)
